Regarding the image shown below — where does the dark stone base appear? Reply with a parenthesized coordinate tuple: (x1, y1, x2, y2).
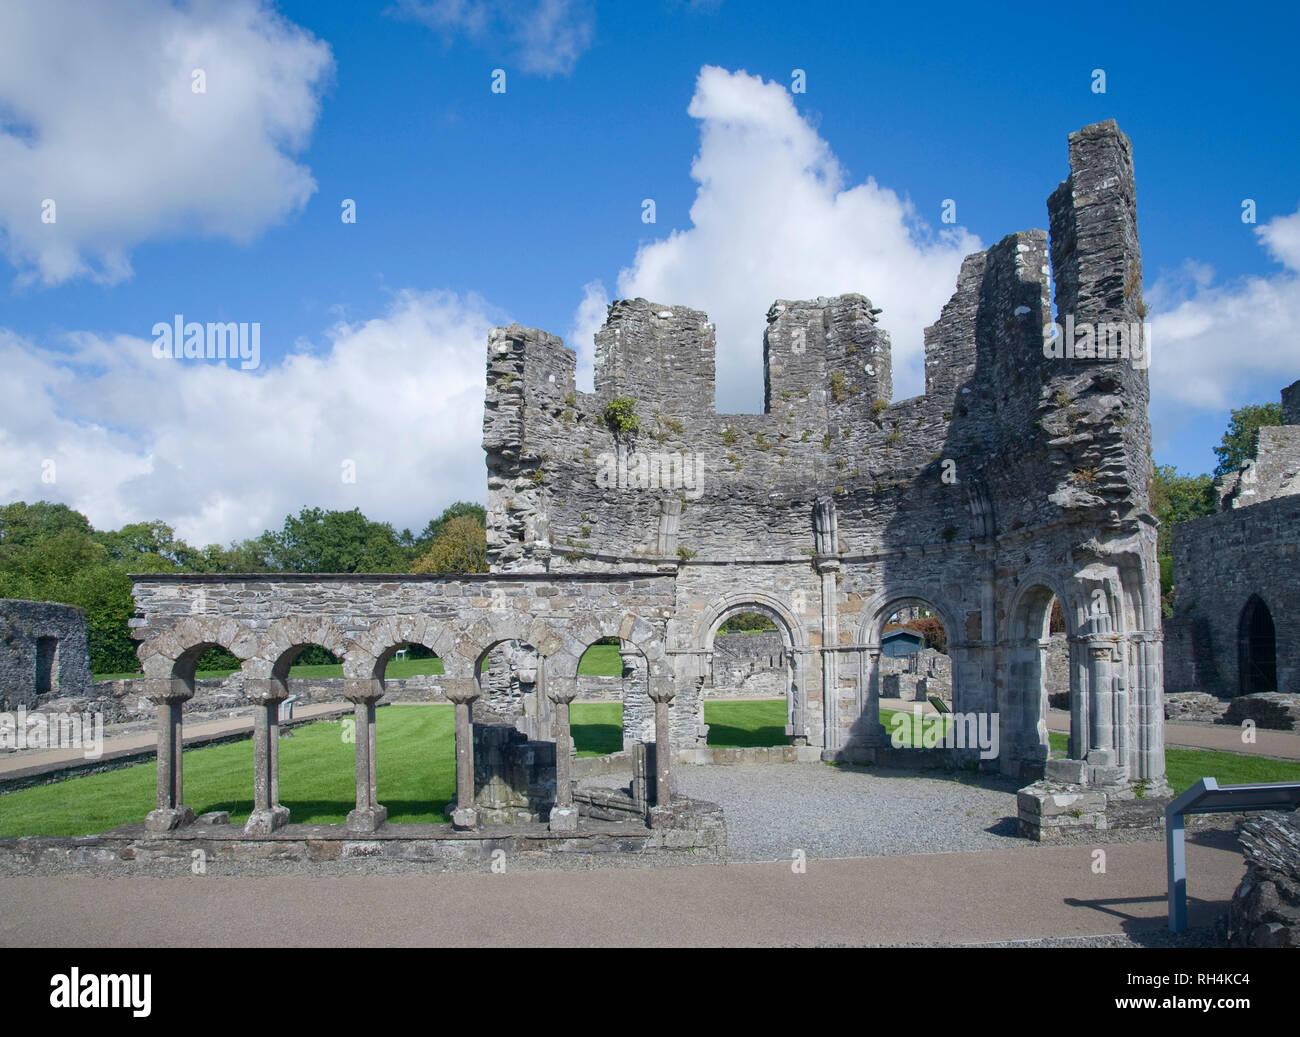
(0, 810, 728, 868)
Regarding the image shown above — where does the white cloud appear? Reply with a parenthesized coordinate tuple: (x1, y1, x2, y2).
(569, 279, 608, 392)
(0, 292, 497, 545)
(392, 0, 594, 76)
(0, 0, 333, 286)
(1147, 206, 1300, 422)
(572, 66, 981, 410)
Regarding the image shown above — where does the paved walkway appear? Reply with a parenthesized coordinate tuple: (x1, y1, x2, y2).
(0, 832, 1240, 946)
(0, 701, 352, 780)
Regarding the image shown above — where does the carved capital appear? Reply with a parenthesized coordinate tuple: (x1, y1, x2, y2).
(647, 676, 676, 704)
(343, 678, 384, 704)
(243, 677, 287, 705)
(441, 677, 481, 706)
(143, 677, 192, 705)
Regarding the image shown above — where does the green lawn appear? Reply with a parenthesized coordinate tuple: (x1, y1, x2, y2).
(704, 699, 788, 748)
(880, 706, 953, 747)
(5, 701, 1300, 837)
(571, 702, 622, 757)
(1047, 731, 1300, 791)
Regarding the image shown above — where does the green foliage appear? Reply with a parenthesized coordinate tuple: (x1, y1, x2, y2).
(1213, 402, 1282, 478)
(1150, 465, 1217, 605)
(0, 498, 489, 677)
(415, 501, 486, 551)
(603, 396, 640, 439)
(262, 507, 408, 573)
(411, 514, 488, 574)
(718, 611, 777, 634)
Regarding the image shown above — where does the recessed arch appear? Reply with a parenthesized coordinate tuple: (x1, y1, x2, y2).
(1238, 594, 1277, 696)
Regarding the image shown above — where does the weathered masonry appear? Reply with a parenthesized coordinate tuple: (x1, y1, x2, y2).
(1165, 379, 1300, 699)
(130, 119, 1168, 842)
(0, 599, 92, 706)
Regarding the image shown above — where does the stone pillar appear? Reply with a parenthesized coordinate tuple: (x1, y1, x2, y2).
(788, 651, 807, 745)
(344, 678, 387, 833)
(1087, 645, 1113, 755)
(547, 678, 578, 832)
(816, 559, 841, 756)
(144, 677, 195, 832)
(648, 678, 676, 810)
(445, 682, 480, 830)
(244, 678, 291, 835)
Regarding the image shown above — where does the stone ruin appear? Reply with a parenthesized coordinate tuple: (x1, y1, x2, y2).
(0, 599, 92, 709)
(1164, 378, 1299, 719)
(118, 119, 1169, 854)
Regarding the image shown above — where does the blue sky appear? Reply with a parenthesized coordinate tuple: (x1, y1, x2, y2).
(1, 0, 1297, 544)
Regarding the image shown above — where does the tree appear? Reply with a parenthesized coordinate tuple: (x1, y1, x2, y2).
(264, 507, 406, 573)
(1213, 402, 1282, 478)
(411, 515, 488, 574)
(415, 501, 487, 553)
(1150, 465, 1216, 558)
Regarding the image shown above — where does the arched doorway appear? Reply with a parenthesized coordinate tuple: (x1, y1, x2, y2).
(1238, 595, 1277, 695)
(701, 600, 804, 747)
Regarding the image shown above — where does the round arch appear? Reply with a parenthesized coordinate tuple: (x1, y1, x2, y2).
(691, 591, 808, 746)
(137, 616, 258, 686)
(855, 585, 962, 649)
(351, 615, 466, 683)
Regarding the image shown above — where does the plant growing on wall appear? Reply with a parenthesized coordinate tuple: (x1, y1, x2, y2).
(603, 396, 640, 440)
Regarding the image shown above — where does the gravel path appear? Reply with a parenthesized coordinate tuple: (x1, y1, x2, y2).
(672, 762, 1026, 862)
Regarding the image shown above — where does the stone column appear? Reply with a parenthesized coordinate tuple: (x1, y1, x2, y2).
(1087, 645, 1113, 755)
(547, 678, 578, 832)
(445, 682, 480, 830)
(144, 677, 195, 832)
(648, 678, 676, 811)
(816, 559, 841, 756)
(344, 679, 387, 833)
(860, 649, 887, 746)
(244, 678, 291, 835)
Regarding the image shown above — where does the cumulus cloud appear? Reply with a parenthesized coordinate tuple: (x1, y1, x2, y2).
(0, 292, 497, 545)
(391, 0, 594, 76)
(1146, 206, 1300, 431)
(571, 66, 981, 410)
(0, 0, 333, 286)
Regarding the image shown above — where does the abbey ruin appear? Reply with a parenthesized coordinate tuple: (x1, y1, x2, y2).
(123, 119, 1168, 851)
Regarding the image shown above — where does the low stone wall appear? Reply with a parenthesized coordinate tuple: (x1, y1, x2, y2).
(1222, 693, 1300, 731)
(65, 674, 453, 725)
(1228, 812, 1300, 947)
(1164, 691, 1228, 723)
(0, 804, 729, 867)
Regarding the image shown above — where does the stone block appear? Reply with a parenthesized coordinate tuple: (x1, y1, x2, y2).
(548, 806, 579, 832)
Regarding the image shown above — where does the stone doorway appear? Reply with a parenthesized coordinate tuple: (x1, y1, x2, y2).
(1238, 595, 1277, 695)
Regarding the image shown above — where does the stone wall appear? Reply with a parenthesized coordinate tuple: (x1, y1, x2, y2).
(0, 599, 92, 706)
(1228, 812, 1300, 947)
(1165, 493, 1299, 697)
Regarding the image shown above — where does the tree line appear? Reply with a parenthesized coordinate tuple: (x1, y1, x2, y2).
(0, 501, 487, 675)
